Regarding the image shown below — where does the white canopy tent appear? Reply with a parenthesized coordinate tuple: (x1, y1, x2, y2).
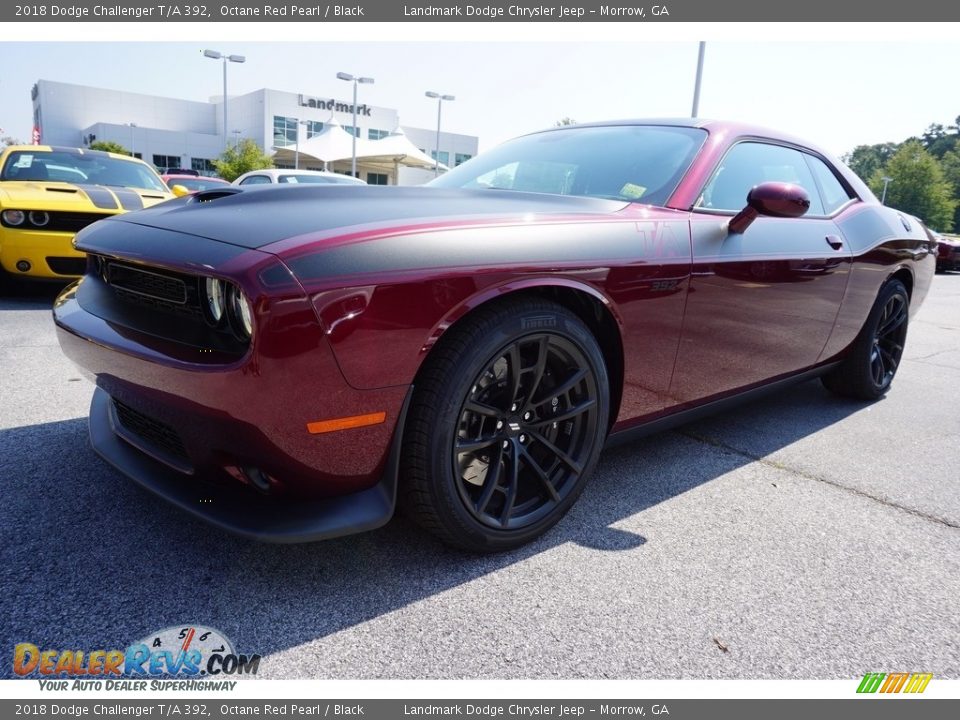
(359, 128, 449, 177)
(271, 123, 449, 183)
(271, 117, 373, 169)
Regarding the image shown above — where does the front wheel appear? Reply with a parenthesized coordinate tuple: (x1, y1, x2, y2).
(822, 278, 909, 400)
(400, 298, 610, 552)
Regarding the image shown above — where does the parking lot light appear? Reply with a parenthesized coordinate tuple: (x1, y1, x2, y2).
(337, 72, 375, 178)
(203, 49, 246, 150)
(426, 91, 455, 177)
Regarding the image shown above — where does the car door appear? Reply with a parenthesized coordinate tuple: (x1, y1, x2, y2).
(670, 141, 853, 402)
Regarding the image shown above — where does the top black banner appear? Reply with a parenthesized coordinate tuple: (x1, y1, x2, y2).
(5, 0, 960, 22)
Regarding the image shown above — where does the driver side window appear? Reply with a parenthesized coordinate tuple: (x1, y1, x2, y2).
(698, 142, 825, 216)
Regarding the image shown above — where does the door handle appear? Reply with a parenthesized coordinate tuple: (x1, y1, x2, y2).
(825, 235, 844, 250)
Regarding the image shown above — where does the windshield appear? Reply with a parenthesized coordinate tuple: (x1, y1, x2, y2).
(1, 150, 168, 192)
(429, 125, 707, 206)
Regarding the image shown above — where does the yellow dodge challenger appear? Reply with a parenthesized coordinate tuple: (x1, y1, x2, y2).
(0, 145, 173, 285)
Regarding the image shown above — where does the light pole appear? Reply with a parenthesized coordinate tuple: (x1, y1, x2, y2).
(881, 176, 893, 204)
(336, 71, 374, 178)
(126, 122, 137, 158)
(426, 91, 455, 177)
(203, 49, 246, 150)
(691, 41, 706, 118)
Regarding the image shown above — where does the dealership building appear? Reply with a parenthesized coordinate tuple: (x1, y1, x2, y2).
(30, 79, 478, 185)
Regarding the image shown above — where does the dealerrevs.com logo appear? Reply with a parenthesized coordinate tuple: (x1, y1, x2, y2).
(14, 626, 260, 690)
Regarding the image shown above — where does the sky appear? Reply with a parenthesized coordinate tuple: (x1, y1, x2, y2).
(0, 40, 957, 158)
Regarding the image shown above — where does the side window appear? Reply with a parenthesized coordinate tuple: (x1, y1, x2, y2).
(239, 175, 270, 185)
(805, 154, 856, 215)
(698, 142, 825, 216)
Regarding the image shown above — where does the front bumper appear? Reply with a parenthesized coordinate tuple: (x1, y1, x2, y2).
(55, 271, 412, 542)
(0, 227, 87, 279)
(88, 386, 409, 543)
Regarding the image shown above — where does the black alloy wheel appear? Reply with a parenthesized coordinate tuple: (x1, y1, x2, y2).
(401, 298, 609, 552)
(822, 278, 909, 400)
(453, 333, 600, 531)
(869, 290, 908, 390)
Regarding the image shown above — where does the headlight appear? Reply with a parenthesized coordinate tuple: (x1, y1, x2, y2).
(204, 277, 226, 323)
(229, 285, 254, 339)
(2, 209, 26, 226)
(29, 211, 50, 227)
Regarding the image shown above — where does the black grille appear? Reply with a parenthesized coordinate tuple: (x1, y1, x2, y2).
(45, 212, 113, 232)
(107, 262, 188, 304)
(85, 254, 249, 357)
(112, 287, 204, 320)
(113, 399, 189, 463)
(46, 257, 88, 275)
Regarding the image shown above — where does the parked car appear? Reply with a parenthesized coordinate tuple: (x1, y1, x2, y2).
(934, 233, 960, 272)
(159, 168, 200, 177)
(162, 174, 231, 197)
(0, 145, 172, 286)
(53, 120, 936, 551)
(232, 169, 366, 186)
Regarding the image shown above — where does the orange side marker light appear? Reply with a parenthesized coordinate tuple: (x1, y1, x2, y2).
(307, 412, 387, 434)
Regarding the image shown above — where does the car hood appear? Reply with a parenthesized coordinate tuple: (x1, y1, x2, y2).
(105, 185, 633, 249)
(0, 181, 172, 212)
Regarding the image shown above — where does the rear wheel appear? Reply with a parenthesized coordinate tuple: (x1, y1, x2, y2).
(822, 279, 909, 400)
(400, 298, 609, 552)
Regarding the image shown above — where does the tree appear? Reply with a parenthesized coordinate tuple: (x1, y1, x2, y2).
(921, 123, 946, 149)
(89, 140, 130, 155)
(940, 148, 960, 231)
(555, 117, 577, 127)
(212, 139, 273, 182)
(843, 142, 899, 182)
(1, 135, 24, 149)
(870, 140, 955, 231)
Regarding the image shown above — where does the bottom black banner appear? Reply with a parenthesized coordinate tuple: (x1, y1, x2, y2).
(3, 699, 958, 720)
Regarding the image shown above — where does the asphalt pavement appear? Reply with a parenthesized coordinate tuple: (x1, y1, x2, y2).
(1, 276, 958, 679)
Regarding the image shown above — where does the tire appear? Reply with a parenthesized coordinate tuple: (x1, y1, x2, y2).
(399, 297, 610, 552)
(821, 279, 909, 401)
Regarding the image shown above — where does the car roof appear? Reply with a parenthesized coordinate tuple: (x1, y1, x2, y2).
(233, 169, 366, 185)
(254, 169, 353, 178)
(162, 174, 228, 181)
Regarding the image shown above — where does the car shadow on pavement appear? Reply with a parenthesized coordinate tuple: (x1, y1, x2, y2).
(0, 280, 69, 305)
(0, 380, 871, 675)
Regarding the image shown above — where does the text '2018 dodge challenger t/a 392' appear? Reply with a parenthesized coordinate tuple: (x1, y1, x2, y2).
(53, 120, 936, 552)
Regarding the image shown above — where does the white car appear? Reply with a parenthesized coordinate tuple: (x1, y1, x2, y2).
(232, 169, 366, 186)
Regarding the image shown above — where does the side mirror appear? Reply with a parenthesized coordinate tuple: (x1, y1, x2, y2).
(728, 182, 810, 234)
(170, 184, 191, 198)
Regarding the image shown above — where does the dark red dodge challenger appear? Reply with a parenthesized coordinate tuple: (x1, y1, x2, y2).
(54, 120, 936, 551)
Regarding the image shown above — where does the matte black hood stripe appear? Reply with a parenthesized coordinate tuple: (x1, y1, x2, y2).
(287, 219, 691, 282)
(76, 184, 119, 210)
(111, 188, 144, 210)
(102, 186, 629, 250)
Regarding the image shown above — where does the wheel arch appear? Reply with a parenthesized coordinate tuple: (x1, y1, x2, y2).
(419, 278, 626, 431)
(889, 265, 913, 299)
